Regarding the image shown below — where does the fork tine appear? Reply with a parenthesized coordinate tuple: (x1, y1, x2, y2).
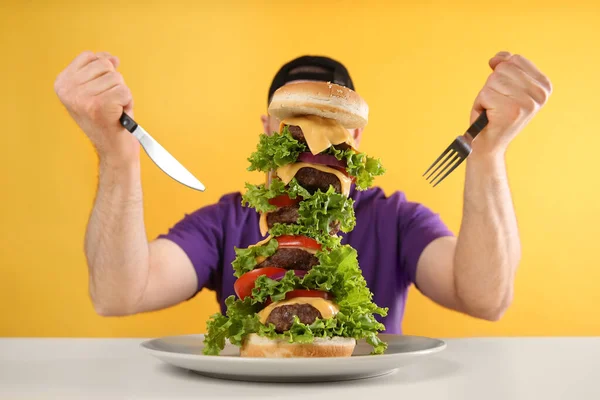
(426, 150, 456, 181)
(429, 152, 461, 184)
(423, 144, 452, 176)
(433, 155, 466, 187)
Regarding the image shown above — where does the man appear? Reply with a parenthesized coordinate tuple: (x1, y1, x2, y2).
(54, 51, 551, 333)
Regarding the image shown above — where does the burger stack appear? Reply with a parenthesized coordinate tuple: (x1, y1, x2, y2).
(203, 81, 388, 357)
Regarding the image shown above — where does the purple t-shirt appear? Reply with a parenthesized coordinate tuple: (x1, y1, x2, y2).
(159, 185, 453, 334)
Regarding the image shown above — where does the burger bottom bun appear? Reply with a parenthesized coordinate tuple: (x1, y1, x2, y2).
(240, 334, 356, 358)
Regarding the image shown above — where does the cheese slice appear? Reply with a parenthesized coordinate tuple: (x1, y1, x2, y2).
(280, 115, 355, 155)
(258, 297, 339, 324)
(276, 163, 352, 197)
(248, 236, 272, 265)
(249, 236, 272, 248)
(259, 213, 269, 236)
(255, 256, 267, 264)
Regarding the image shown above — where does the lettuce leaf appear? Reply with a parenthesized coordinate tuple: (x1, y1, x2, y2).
(231, 239, 278, 278)
(234, 182, 355, 276)
(203, 296, 259, 355)
(268, 223, 342, 250)
(243, 180, 356, 236)
(273, 312, 388, 354)
(246, 126, 383, 189)
(247, 127, 307, 172)
(296, 186, 356, 234)
(203, 299, 387, 356)
(241, 178, 310, 213)
(231, 186, 356, 277)
(306, 245, 387, 314)
(250, 270, 300, 304)
(327, 146, 385, 190)
(203, 244, 388, 355)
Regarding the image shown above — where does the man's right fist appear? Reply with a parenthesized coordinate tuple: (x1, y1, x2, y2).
(54, 51, 139, 165)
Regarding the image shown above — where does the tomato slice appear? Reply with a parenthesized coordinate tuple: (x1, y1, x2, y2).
(265, 289, 333, 306)
(234, 267, 287, 300)
(276, 235, 321, 251)
(268, 194, 299, 208)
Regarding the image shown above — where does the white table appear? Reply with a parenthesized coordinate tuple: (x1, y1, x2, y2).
(1, 337, 599, 399)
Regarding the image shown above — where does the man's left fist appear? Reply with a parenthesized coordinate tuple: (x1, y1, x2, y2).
(471, 51, 552, 155)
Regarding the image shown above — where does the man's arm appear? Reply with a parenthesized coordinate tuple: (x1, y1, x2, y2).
(415, 52, 552, 320)
(416, 156, 519, 320)
(85, 161, 197, 315)
(55, 51, 197, 316)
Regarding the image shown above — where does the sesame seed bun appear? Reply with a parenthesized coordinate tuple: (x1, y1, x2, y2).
(268, 81, 368, 129)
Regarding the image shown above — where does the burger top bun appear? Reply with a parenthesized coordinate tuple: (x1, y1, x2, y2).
(268, 81, 369, 129)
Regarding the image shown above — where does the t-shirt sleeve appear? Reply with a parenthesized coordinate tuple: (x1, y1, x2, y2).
(397, 199, 454, 286)
(157, 203, 224, 295)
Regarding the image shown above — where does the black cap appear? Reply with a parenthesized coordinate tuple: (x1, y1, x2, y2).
(268, 55, 355, 104)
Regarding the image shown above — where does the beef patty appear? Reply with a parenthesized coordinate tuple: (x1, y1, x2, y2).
(266, 204, 300, 227)
(257, 248, 319, 271)
(295, 167, 342, 194)
(266, 303, 322, 332)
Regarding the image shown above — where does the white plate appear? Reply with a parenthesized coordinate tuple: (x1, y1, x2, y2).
(141, 334, 446, 383)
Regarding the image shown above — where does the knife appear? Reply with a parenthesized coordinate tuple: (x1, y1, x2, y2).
(119, 112, 205, 192)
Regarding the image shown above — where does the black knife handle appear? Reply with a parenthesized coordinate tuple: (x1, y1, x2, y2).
(466, 110, 488, 139)
(120, 112, 138, 133)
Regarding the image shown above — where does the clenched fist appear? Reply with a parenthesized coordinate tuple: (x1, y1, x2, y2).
(54, 51, 139, 165)
(470, 51, 553, 156)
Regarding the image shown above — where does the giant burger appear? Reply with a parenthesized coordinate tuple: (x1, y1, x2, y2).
(203, 81, 388, 357)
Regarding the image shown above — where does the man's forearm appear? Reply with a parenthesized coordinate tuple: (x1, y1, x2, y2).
(84, 159, 150, 316)
(453, 152, 521, 320)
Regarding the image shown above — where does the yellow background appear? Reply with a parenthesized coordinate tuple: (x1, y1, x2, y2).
(1, 0, 598, 338)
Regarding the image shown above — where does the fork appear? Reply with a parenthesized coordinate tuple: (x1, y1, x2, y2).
(423, 110, 489, 187)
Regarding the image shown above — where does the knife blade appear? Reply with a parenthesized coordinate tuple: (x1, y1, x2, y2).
(119, 112, 205, 192)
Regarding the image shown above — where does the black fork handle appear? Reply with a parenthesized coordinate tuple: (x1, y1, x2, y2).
(466, 110, 488, 139)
